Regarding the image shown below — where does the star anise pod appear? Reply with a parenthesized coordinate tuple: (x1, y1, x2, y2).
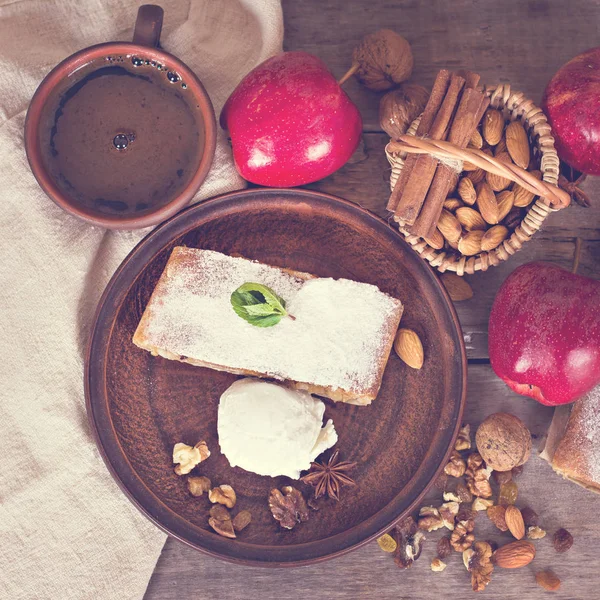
(300, 450, 356, 501)
(558, 164, 590, 207)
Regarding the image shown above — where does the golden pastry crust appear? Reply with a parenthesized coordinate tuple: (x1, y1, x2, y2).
(133, 247, 403, 405)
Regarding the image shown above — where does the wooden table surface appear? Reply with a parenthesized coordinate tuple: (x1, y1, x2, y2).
(145, 1, 600, 597)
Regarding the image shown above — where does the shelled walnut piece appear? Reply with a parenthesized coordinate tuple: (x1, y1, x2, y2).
(463, 541, 494, 592)
(209, 484, 237, 509)
(465, 452, 493, 498)
(393, 516, 426, 569)
(172, 440, 210, 475)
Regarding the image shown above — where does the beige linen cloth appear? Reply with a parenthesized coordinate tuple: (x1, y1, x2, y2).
(0, 1, 283, 598)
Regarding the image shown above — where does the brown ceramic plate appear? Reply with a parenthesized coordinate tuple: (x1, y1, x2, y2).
(85, 188, 466, 566)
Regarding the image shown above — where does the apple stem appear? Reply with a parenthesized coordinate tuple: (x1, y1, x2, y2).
(572, 237, 582, 274)
(338, 63, 359, 86)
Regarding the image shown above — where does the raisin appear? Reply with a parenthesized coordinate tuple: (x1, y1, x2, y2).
(437, 536, 452, 559)
(520, 506, 538, 528)
(498, 481, 518, 506)
(553, 528, 573, 553)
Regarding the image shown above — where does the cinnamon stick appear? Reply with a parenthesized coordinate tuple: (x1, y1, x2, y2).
(393, 73, 466, 224)
(411, 91, 490, 238)
(387, 70, 450, 212)
(456, 70, 480, 90)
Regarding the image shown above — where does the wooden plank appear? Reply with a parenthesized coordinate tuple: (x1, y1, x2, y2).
(145, 2, 600, 596)
(283, 0, 600, 131)
(144, 364, 599, 599)
(308, 133, 600, 358)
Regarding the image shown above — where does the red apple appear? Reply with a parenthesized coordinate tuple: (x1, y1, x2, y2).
(489, 262, 600, 406)
(220, 52, 362, 187)
(542, 47, 600, 175)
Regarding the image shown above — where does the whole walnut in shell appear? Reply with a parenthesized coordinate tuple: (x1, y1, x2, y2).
(352, 29, 413, 91)
(379, 84, 429, 139)
(475, 413, 531, 472)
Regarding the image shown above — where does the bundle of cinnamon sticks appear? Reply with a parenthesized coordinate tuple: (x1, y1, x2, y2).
(387, 69, 489, 240)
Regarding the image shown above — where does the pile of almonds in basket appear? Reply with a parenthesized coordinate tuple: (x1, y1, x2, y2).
(437, 110, 539, 256)
(376, 413, 573, 593)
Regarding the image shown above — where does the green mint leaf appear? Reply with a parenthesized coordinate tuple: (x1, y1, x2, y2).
(230, 282, 288, 327)
(244, 303, 281, 317)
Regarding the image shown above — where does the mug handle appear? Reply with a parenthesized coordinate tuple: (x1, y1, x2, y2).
(132, 4, 164, 48)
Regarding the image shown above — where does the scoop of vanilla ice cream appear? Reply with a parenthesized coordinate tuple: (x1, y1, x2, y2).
(217, 378, 338, 478)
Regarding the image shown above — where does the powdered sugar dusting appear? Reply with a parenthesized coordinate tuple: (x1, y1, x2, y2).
(577, 385, 600, 483)
(141, 248, 402, 394)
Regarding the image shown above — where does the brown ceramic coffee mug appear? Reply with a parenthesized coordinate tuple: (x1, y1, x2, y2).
(25, 5, 216, 229)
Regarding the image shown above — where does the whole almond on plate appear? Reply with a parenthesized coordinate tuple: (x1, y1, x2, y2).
(437, 209, 462, 244)
(496, 190, 515, 221)
(458, 178, 477, 206)
(481, 225, 509, 251)
(424, 228, 444, 250)
(458, 230, 484, 256)
(486, 152, 513, 192)
(493, 540, 535, 568)
(505, 121, 530, 169)
(456, 207, 486, 231)
(505, 505, 525, 540)
(440, 273, 473, 302)
(444, 197, 464, 212)
(476, 182, 499, 224)
(483, 109, 504, 146)
(394, 328, 424, 369)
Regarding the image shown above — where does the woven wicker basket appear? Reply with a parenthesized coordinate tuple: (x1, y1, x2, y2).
(385, 84, 567, 276)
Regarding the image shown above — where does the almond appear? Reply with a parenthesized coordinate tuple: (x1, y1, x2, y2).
(467, 167, 485, 185)
(513, 169, 541, 207)
(481, 225, 509, 252)
(424, 228, 444, 250)
(476, 182, 499, 224)
(504, 207, 523, 230)
(486, 152, 513, 192)
(468, 129, 483, 149)
(496, 190, 515, 221)
(463, 160, 477, 171)
(457, 178, 477, 206)
(443, 197, 464, 212)
(493, 540, 535, 568)
(437, 209, 462, 244)
(458, 230, 484, 256)
(494, 136, 508, 156)
(456, 207, 486, 231)
(440, 273, 473, 302)
(505, 505, 525, 540)
(505, 121, 530, 169)
(482, 109, 504, 146)
(394, 328, 424, 369)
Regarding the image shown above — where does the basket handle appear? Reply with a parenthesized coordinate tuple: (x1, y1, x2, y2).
(387, 136, 571, 210)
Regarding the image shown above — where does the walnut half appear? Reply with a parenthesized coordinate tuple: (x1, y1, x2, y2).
(208, 484, 237, 509)
(463, 541, 494, 592)
(393, 516, 425, 569)
(173, 441, 210, 475)
(451, 519, 475, 552)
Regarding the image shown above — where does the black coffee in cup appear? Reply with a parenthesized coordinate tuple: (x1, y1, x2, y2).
(39, 55, 205, 216)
